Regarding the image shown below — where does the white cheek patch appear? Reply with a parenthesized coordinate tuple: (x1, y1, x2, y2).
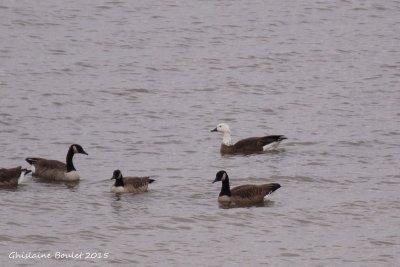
(222, 173, 227, 181)
(73, 145, 78, 153)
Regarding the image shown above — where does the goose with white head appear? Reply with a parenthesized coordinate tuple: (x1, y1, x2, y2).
(211, 123, 287, 155)
(111, 170, 155, 193)
(212, 170, 281, 205)
(25, 144, 88, 181)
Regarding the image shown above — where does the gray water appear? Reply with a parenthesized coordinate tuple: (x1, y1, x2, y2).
(1, 0, 399, 266)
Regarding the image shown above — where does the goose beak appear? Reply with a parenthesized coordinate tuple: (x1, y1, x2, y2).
(212, 178, 218, 183)
(82, 150, 89, 155)
(110, 176, 116, 180)
(210, 127, 217, 132)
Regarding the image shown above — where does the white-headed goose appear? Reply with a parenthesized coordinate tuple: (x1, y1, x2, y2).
(211, 123, 287, 154)
(25, 144, 88, 181)
(212, 170, 281, 205)
(0, 167, 31, 187)
(111, 170, 155, 193)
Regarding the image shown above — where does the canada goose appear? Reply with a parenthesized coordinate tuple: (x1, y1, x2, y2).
(25, 144, 88, 181)
(211, 123, 287, 154)
(0, 167, 31, 187)
(110, 170, 155, 193)
(212, 170, 281, 205)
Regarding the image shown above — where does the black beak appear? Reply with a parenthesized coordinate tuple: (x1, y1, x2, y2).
(111, 176, 116, 180)
(82, 150, 88, 155)
(212, 178, 218, 183)
(210, 127, 217, 132)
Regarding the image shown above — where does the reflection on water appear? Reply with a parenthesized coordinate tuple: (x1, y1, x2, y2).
(218, 199, 276, 209)
(32, 177, 80, 189)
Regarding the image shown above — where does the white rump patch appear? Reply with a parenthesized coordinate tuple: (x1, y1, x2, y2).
(263, 141, 281, 151)
(18, 172, 26, 184)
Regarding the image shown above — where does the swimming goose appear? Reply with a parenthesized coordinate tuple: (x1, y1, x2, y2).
(212, 170, 281, 205)
(25, 144, 88, 181)
(0, 167, 31, 187)
(110, 170, 155, 193)
(211, 123, 287, 154)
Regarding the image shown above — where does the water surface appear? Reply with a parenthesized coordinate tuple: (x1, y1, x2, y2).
(1, 0, 399, 266)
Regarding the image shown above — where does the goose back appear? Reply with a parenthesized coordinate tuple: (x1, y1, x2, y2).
(224, 136, 286, 154)
(228, 183, 281, 204)
(26, 158, 68, 181)
(111, 170, 155, 193)
(121, 177, 154, 193)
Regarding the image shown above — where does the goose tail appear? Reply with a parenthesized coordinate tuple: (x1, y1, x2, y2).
(22, 168, 32, 175)
(269, 183, 281, 193)
(18, 168, 32, 184)
(24, 158, 36, 174)
(262, 135, 287, 151)
(262, 183, 281, 195)
(25, 158, 35, 165)
(277, 135, 287, 141)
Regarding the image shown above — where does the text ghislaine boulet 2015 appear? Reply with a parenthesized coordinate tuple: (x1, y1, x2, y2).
(9, 251, 109, 260)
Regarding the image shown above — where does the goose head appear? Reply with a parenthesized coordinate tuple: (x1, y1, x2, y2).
(71, 144, 88, 155)
(211, 123, 231, 134)
(111, 169, 125, 187)
(212, 170, 228, 183)
(111, 169, 123, 180)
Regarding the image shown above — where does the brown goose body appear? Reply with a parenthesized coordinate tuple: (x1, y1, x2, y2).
(226, 183, 281, 204)
(213, 170, 281, 205)
(111, 170, 155, 193)
(25, 158, 68, 181)
(25, 144, 88, 181)
(0, 166, 31, 187)
(221, 135, 287, 155)
(211, 123, 286, 155)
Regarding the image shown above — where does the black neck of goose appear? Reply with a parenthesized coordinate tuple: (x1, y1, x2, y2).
(115, 178, 124, 187)
(66, 146, 76, 172)
(219, 175, 231, 197)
